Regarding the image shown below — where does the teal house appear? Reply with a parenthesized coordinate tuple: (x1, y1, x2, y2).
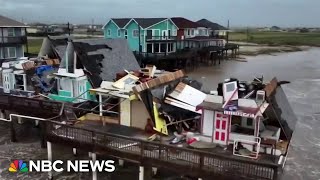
(103, 18, 178, 54)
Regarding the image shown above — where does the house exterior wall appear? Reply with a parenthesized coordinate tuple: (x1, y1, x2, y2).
(126, 20, 143, 51)
(146, 19, 177, 36)
(177, 29, 184, 40)
(104, 18, 178, 52)
(0, 27, 26, 60)
(49, 77, 95, 103)
(104, 20, 120, 39)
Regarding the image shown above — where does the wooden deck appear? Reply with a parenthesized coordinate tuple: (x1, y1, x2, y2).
(46, 120, 280, 180)
(0, 94, 279, 180)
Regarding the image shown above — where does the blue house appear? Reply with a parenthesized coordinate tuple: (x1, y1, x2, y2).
(103, 18, 178, 53)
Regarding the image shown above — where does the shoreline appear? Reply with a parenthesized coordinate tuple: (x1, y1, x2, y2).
(237, 43, 312, 56)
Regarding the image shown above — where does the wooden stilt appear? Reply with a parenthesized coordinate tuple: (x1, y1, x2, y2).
(10, 119, 16, 142)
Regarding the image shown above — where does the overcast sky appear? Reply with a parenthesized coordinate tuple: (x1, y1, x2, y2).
(0, 0, 318, 27)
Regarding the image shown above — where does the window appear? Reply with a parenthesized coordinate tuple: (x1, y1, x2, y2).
(247, 119, 253, 127)
(226, 83, 236, 92)
(107, 29, 111, 36)
(153, 43, 160, 53)
(132, 29, 139, 37)
(172, 30, 177, 36)
(147, 44, 153, 53)
(6, 47, 16, 58)
(168, 30, 171, 38)
(160, 43, 166, 53)
(191, 29, 195, 36)
(124, 30, 128, 39)
(7, 28, 15, 37)
(117, 29, 121, 37)
(168, 43, 174, 52)
(187, 29, 191, 36)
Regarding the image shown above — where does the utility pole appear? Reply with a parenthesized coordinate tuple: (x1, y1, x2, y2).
(91, 18, 94, 36)
(67, 22, 71, 36)
(227, 19, 230, 44)
(246, 27, 249, 42)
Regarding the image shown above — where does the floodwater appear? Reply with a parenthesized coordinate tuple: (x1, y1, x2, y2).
(189, 48, 320, 180)
(0, 48, 320, 179)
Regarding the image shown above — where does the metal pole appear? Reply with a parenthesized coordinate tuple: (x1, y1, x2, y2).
(139, 166, 144, 180)
(226, 20, 230, 44)
(92, 153, 97, 180)
(47, 141, 53, 180)
(138, 23, 142, 66)
(68, 22, 71, 36)
(1, 28, 5, 59)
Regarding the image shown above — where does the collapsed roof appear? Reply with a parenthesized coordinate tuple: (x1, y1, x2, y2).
(38, 36, 70, 60)
(66, 39, 140, 88)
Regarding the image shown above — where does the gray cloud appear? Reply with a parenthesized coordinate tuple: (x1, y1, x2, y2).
(0, 0, 319, 27)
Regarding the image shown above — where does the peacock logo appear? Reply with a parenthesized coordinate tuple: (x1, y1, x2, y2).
(9, 160, 28, 173)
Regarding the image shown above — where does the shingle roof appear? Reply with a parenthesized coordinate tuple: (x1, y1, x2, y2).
(134, 18, 166, 28)
(171, 17, 202, 29)
(111, 18, 131, 28)
(72, 39, 140, 87)
(0, 15, 27, 27)
(197, 19, 228, 30)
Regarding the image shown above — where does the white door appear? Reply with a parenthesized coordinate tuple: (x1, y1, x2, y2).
(213, 112, 230, 145)
(2, 70, 13, 93)
(78, 80, 87, 100)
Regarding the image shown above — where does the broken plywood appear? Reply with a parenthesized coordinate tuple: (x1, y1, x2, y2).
(168, 82, 206, 107)
(113, 74, 139, 89)
(131, 100, 150, 130)
(80, 113, 119, 124)
(264, 77, 278, 97)
(133, 70, 185, 95)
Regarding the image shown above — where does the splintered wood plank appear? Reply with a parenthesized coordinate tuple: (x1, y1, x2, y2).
(133, 70, 185, 95)
(264, 77, 278, 97)
(169, 82, 206, 107)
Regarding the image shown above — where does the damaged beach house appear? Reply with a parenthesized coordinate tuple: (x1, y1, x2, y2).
(0, 33, 297, 180)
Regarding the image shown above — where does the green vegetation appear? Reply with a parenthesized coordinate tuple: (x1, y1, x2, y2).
(25, 36, 102, 55)
(26, 38, 44, 55)
(229, 31, 320, 46)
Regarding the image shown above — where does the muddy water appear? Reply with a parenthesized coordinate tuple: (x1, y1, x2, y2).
(189, 48, 320, 180)
(0, 49, 319, 180)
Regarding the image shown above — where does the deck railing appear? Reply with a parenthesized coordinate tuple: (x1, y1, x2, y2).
(46, 121, 279, 180)
(0, 36, 27, 45)
(0, 94, 63, 117)
(146, 36, 177, 41)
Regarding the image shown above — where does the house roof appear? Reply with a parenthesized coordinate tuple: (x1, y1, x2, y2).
(171, 17, 202, 29)
(72, 39, 140, 88)
(265, 85, 297, 141)
(197, 19, 228, 31)
(109, 18, 167, 29)
(38, 36, 70, 60)
(134, 18, 167, 28)
(111, 18, 131, 28)
(0, 15, 28, 27)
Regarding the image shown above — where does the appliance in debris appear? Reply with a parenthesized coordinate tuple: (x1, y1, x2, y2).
(256, 90, 266, 104)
